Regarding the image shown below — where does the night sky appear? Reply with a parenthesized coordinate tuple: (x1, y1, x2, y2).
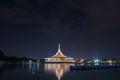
(0, 0, 120, 59)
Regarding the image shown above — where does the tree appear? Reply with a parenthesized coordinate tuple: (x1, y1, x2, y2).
(0, 50, 5, 60)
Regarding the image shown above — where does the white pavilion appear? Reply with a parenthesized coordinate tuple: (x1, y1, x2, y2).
(45, 44, 75, 63)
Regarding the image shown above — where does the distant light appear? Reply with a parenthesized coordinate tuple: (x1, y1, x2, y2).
(94, 59, 99, 63)
(108, 60, 112, 63)
(81, 59, 84, 62)
(108, 60, 112, 66)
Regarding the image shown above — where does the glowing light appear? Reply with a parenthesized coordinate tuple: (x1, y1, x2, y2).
(108, 60, 112, 66)
(81, 59, 84, 62)
(108, 60, 112, 63)
(94, 59, 99, 63)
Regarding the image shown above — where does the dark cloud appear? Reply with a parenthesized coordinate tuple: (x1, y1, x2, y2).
(0, 0, 120, 59)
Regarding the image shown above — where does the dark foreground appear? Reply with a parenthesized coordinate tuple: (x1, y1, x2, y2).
(0, 62, 120, 80)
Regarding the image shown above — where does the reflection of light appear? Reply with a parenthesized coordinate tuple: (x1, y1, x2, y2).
(80, 63, 84, 66)
(45, 63, 74, 80)
(87, 64, 91, 66)
(29, 60, 32, 63)
(29, 60, 32, 72)
(55, 64, 63, 80)
(28, 61, 36, 75)
(22, 61, 25, 69)
(32, 63, 35, 75)
(37, 61, 39, 70)
(95, 63, 99, 66)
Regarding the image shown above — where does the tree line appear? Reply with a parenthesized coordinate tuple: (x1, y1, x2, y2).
(0, 50, 36, 62)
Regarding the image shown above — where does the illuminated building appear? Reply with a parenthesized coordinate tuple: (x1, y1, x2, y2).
(45, 44, 75, 63)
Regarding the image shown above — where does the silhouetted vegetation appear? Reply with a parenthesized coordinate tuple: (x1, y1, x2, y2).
(0, 50, 5, 61)
(0, 50, 36, 62)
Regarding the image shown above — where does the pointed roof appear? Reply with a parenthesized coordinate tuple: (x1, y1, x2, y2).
(52, 43, 67, 58)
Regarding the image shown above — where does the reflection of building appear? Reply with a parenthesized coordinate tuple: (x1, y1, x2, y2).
(45, 63, 74, 80)
(45, 44, 75, 63)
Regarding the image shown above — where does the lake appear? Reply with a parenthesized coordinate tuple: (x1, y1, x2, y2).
(0, 62, 120, 80)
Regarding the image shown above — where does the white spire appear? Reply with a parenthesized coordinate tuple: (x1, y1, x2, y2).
(52, 43, 67, 58)
(58, 43, 61, 52)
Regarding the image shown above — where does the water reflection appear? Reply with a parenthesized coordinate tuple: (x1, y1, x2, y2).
(0, 62, 120, 80)
(29, 61, 32, 72)
(37, 61, 40, 71)
(28, 61, 40, 75)
(45, 63, 74, 80)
